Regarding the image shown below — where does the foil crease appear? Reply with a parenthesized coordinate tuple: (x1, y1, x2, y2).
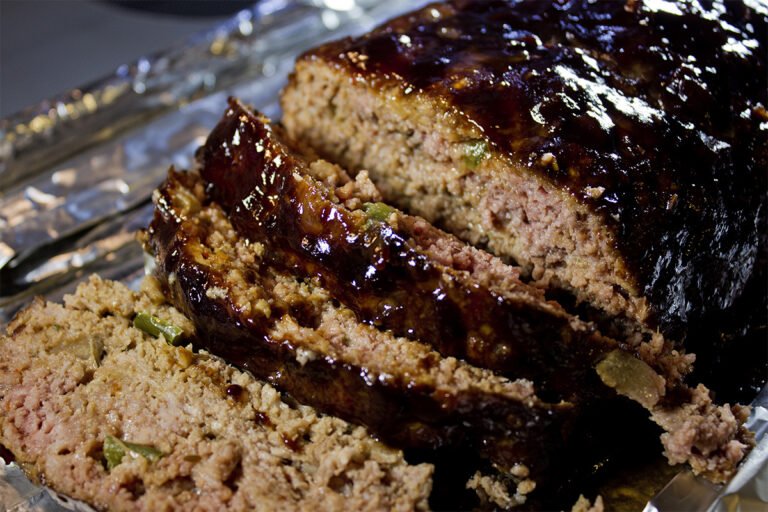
(0, 1, 765, 510)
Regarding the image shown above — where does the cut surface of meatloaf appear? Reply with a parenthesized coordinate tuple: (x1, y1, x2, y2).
(0, 275, 433, 511)
(189, 101, 751, 484)
(145, 169, 573, 500)
(280, 0, 768, 347)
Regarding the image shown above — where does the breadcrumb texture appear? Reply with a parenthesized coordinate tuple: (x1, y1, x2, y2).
(571, 494, 604, 512)
(466, 467, 536, 509)
(0, 275, 432, 511)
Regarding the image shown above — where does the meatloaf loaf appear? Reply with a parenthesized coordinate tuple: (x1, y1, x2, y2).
(281, 0, 768, 348)
(0, 275, 433, 511)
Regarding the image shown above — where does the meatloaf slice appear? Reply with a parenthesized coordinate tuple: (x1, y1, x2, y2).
(145, 169, 573, 499)
(280, 0, 768, 345)
(0, 275, 432, 512)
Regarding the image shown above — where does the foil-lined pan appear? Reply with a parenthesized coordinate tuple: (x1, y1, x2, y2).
(0, 1, 765, 510)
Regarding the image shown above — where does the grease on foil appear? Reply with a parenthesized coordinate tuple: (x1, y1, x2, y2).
(0, 458, 97, 512)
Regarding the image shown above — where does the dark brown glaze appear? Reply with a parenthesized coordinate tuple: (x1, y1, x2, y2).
(302, 0, 768, 341)
(146, 169, 575, 481)
(197, 99, 642, 404)
(225, 383, 244, 398)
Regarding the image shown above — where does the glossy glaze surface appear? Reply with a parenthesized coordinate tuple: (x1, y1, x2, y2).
(304, 0, 768, 338)
(199, 99, 630, 403)
(146, 169, 574, 482)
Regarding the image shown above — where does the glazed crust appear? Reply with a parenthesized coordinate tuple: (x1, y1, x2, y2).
(299, 0, 768, 339)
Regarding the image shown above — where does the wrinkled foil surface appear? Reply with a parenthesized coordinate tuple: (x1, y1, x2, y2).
(0, 1, 765, 510)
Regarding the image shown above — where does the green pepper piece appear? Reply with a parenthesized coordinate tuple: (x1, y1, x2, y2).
(595, 350, 663, 409)
(463, 139, 489, 169)
(103, 435, 163, 470)
(133, 312, 183, 345)
(362, 202, 396, 223)
(122, 440, 163, 463)
(103, 435, 126, 470)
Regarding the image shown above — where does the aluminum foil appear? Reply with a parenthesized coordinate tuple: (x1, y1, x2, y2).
(0, 0, 765, 510)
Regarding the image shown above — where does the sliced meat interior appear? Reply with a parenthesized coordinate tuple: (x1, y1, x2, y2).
(198, 99, 688, 406)
(0, 276, 433, 511)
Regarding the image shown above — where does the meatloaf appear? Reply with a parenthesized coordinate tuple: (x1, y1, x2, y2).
(164, 102, 751, 487)
(280, 0, 768, 347)
(0, 275, 433, 511)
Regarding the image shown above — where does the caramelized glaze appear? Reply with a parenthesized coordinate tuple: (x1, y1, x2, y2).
(304, 0, 768, 339)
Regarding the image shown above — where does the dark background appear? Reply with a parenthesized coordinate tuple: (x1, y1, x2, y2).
(0, 0, 253, 118)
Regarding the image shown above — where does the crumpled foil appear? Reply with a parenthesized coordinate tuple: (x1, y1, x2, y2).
(0, 460, 96, 512)
(0, 0, 765, 510)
